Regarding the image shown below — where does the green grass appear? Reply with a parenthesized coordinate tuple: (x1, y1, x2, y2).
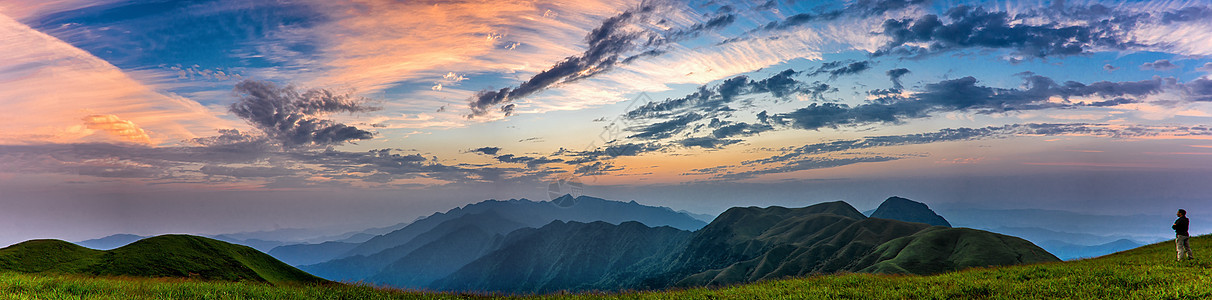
(1, 235, 1209, 299)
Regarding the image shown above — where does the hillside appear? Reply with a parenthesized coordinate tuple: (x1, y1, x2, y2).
(0, 235, 1207, 299)
(0, 240, 103, 273)
(0, 235, 323, 285)
(432, 220, 692, 293)
(869, 196, 951, 227)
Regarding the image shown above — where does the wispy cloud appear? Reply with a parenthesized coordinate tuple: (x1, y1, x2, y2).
(0, 14, 234, 145)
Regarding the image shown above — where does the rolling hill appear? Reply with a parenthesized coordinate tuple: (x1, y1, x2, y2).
(0, 235, 324, 284)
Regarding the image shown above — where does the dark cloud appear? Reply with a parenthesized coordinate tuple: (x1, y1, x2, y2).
(694, 122, 1212, 180)
(1184, 78, 1212, 102)
(470, 147, 501, 155)
(753, 0, 927, 33)
(574, 161, 623, 175)
(876, 5, 1131, 58)
(827, 61, 872, 78)
(494, 154, 564, 168)
(712, 122, 774, 138)
(1103, 64, 1118, 72)
(772, 75, 1173, 130)
(1161, 6, 1212, 24)
(761, 13, 817, 31)
(663, 13, 737, 43)
(625, 69, 813, 119)
(1140, 59, 1179, 71)
(708, 156, 907, 180)
(230, 80, 378, 148)
(467, 5, 737, 118)
(887, 68, 911, 89)
(628, 113, 704, 139)
(677, 137, 742, 148)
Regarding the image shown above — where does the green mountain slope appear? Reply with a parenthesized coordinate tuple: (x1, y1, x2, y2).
(433, 220, 692, 293)
(0, 235, 323, 285)
(0, 240, 102, 273)
(858, 227, 1058, 275)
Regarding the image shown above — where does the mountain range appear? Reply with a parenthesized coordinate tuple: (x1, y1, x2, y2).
(293, 195, 707, 285)
(424, 197, 1057, 293)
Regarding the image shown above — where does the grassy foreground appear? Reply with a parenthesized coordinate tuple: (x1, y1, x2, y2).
(2, 235, 1208, 300)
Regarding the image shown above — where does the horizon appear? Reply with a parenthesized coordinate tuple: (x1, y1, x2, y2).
(3, 0, 1212, 247)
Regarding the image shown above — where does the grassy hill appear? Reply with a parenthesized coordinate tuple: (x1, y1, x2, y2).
(1, 234, 1208, 299)
(0, 235, 323, 285)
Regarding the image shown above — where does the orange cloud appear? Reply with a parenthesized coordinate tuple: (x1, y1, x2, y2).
(82, 114, 151, 144)
(0, 14, 236, 145)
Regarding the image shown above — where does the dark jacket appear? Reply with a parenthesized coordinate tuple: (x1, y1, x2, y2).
(1174, 216, 1190, 236)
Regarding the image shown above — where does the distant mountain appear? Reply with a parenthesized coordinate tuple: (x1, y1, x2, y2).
(984, 226, 1142, 246)
(432, 220, 692, 293)
(677, 210, 718, 223)
(422, 200, 1057, 293)
(305, 210, 527, 283)
(933, 207, 1177, 242)
(207, 236, 287, 253)
(340, 195, 706, 259)
(1036, 239, 1143, 260)
(869, 196, 951, 227)
(75, 234, 146, 250)
(0, 235, 323, 284)
(268, 241, 359, 266)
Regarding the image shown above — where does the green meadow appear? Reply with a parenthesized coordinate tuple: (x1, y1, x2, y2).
(2, 235, 1208, 300)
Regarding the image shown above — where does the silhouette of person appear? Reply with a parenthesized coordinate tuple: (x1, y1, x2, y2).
(1173, 209, 1193, 261)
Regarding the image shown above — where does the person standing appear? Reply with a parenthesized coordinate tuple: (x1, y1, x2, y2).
(1174, 209, 1193, 261)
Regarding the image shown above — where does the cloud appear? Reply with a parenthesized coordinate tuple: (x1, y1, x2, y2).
(876, 5, 1132, 58)
(693, 122, 1212, 180)
(229, 80, 379, 148)
(466, 3, 740, 118)
(199, 165, 298, 178)
(887, 68, 911, 89)
(470, 147, 501, 155)
(494, 154, 565, 168)
(81, 115, 151, 144)
(1161, 6, 1212, 24)
(628, 113, 704, 140)
(625, 69, 814, 119)
(772, 75, 1176, 130)
(1104, 64, 1118, 72)
(677, 137, 741, 148)
(1140, 59, 1179, 71)
(1198, 63, 1212, 72)
(0, 14, 233, 145)
(826, 61, 872, 78)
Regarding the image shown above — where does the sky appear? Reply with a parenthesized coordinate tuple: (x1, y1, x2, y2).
(2, 0, 1212, 246)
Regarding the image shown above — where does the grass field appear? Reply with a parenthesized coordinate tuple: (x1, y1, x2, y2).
(1, 235, 1208, 299)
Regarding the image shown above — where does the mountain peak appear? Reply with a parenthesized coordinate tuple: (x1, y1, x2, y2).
(552, 194, 576, 207)
(869, 196, 951, 227)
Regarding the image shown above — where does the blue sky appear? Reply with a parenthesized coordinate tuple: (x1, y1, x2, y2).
(1, 0, 1212, 245)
